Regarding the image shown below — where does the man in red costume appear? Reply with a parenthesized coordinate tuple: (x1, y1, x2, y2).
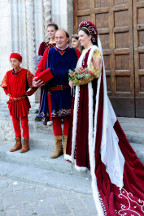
(33, 29, 80, 159)
(1, 53, 37, 153)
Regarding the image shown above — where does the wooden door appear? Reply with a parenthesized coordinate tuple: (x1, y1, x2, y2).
(73, 0, 140, 117)
(133, 0, 144, 117)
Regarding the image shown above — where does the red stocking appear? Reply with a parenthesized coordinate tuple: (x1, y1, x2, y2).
(21, 116, 29, 138)
(12, 116, 21, 138)
(53, 117, 62, 136)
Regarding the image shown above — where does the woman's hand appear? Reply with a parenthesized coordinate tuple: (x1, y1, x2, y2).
(69, 80, 74, 88)
(32, 77, 45, 87)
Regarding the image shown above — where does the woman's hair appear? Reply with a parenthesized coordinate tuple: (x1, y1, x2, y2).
(71, 34, 82, 51)
(71, 34, 79, 40)
(79, 27, 97, 46)
(47, 23, 58, 31)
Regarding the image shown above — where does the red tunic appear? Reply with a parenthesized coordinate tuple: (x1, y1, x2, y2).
(1, 68, 35, 118)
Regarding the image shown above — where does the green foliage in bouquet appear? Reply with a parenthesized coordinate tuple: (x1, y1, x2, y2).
(68, 67, 95, 85)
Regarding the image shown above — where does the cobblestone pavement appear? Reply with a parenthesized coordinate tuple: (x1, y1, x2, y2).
(0, 177, 97, 216)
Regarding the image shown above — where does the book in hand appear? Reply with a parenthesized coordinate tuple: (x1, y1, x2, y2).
(35, 68, 53, 83)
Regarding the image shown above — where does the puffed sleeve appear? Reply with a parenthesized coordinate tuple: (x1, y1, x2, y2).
(38, 42, 46, 56)
(0, 72, 9, 95)
(26, 70, 37, 96)
(27, 70, 34, 88)
(75, 48, 81, 60)
(89, 49, 102, 78)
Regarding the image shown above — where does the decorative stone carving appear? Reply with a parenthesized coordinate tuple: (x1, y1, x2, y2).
(34, 0, 44, 54)
(25, 0, 36, 73)
(43, 0, 51, 41)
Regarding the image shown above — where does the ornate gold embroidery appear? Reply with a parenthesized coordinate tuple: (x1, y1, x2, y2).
(88, 50, 101, 78)
(51, 109, 71, 117)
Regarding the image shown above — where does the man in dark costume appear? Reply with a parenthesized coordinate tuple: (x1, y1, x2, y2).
(33, 29, 80, 158)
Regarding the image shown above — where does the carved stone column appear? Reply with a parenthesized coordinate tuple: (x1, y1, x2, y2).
(43, 0, 51, 41)
(34, 0, 44, 54)
(25, 0, 36, 73)
(10, 0, 19, 51)
(17, 0, 28, 68)
(0, 0, 11, 102)
(10, 0, 28, 68)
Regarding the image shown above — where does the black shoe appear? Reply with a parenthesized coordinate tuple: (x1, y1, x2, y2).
(35, 109, 39, 114)
(35, 115, 42, 122)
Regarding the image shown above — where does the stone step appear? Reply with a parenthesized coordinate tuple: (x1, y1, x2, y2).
(0, 103, 52, 142)
(0, 142, 91, 179)
(0, 103, 144, 168)
(30, 133, 144, 165)
(118, 117, 144, 145)
(0, 139, 143, 182)
(131, 143, 144, 164)
(0, 160, 92, 195)
(0, 141, 143, 198)
(1, 103, 144, 146)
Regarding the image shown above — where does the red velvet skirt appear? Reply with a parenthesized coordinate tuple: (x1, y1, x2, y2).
(67, 79, 97, 169)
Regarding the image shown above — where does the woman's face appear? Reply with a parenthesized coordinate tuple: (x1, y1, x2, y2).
(78, 30, 91, 48)
(47, 26, 56, 39)
(71, 38, 79, 49)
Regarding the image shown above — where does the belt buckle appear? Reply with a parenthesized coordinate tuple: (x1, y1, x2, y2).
(60, 85, 63, 90)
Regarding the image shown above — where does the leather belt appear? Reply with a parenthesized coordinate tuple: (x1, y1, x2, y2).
(49, 85, 69, 91)
(7, 95, 26, 104)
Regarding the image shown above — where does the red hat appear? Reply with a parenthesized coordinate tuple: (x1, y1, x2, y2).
(10, 53, 22, 62)
(78, 21, 98, 43)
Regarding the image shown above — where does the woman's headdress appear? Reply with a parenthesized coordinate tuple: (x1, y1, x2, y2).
(78, 21, 98, 43)
(71, 34, 79, 40)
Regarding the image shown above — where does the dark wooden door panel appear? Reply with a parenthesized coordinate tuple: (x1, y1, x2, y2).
(133, 0, 144, 117)
(73, 0, 144, 117)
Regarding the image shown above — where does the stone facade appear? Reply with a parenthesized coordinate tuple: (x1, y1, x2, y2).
(0, 0, 11, 102)
(0, 0, 74, 103)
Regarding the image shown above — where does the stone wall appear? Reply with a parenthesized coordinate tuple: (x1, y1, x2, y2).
(0, 0, 74, 142)
(51, 0, 73, 35)
(0, 0, 11, 102)
(0, 0, 74, 104)
(0, 0, 51, 103)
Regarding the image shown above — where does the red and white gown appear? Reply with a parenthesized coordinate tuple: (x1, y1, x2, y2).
(65, 44, 144, 216)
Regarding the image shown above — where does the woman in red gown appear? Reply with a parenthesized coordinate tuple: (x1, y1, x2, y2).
(65, 21, 144, 216)
(38, 23, 58, 56)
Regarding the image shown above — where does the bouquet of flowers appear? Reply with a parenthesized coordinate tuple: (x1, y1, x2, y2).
(68, 67, 95, 85)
